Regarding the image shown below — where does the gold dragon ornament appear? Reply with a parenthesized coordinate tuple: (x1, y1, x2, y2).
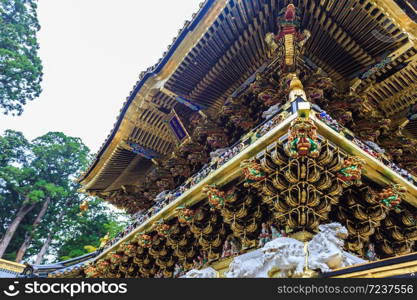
(202, 184, 227, 210)
(378, 184, 407, 213)
(240, 159, 267, 188)
(175, 206, 195, 226)
(337, 156, 366, 187)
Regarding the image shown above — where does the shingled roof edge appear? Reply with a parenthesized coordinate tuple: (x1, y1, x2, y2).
(77, 0, 215, 184)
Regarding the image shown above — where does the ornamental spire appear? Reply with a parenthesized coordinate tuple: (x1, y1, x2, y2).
(265, 3, 310, 74)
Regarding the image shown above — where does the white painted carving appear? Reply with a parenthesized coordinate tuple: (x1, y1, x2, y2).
(182, 267, 218, 278)
(226, 223, 366, 278)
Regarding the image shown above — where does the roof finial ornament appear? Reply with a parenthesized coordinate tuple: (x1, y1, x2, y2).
(288, 73, 308, 103)
(265, 3, 310, 74)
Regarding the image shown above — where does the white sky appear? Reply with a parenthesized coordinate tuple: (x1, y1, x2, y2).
(0, 0, 201, 154)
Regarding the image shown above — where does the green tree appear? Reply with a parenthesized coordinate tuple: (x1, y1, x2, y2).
(0, 130, 30, 236)
(53, 198, 127, 263)
(0, 131, 89, 259)
(0, 0, 43, 115)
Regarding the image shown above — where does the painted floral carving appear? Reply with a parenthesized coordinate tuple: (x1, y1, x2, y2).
(109, 252, 123, 264)
(155, 220, 171, 238)
(137, 233, 152, 248)
(96, 259, 110, 273)
(124, 243, 137, 257)
(84, 266, 100, 278)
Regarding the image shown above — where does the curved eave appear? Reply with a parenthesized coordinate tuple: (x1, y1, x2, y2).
(0, 259, 26, 274)
(385, 0, 417, 37)
(78, 0, 417, 191)
(78, 0, 227, 188)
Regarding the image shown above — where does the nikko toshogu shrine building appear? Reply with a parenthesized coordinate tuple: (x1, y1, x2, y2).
(10, 0, 417, 278)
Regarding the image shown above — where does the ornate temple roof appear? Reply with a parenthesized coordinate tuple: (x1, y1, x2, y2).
(0, 259, 26, 278)
(78, 0, 417, 211)
(44, 1, 417, 278)
(31, 252, 99, 278)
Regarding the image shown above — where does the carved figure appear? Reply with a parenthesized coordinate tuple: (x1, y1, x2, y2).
(378, 184, 407, 212)
(285, 117, 321, 158)
(338, 156, 366, 186)
(226, 223, 366, 278)
(241, 159, 267, 187)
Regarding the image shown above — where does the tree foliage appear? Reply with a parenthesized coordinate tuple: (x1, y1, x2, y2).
(0, 0, 43, 115)
(54, 198, 126, 262)
(0, 130, 126, 263)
